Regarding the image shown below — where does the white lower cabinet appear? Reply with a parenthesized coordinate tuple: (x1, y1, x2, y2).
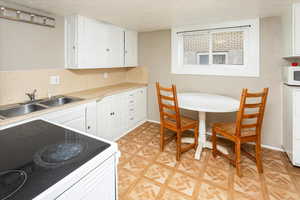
(42, 105, 86, 132)
(97, 95, 125, 141)
(283, 84, 300, 166)
(97, 87, 147, 141)
(85, 101, 97, 135)
(63, 117, 86, 132)
(56, 156, 116, 200)
(41, 102, 97, 135)
(125, 88, 147, 129)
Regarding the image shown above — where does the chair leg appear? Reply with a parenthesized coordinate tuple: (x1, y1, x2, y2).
(194, 125, 199, 150)
(235, 140, 241, 177)
(176, 131, 182, 161)
(255, 139, 263, 173)
(212, 128, 217, 158)
(232, 144, 236, 154)
(160, 125, 165, 152)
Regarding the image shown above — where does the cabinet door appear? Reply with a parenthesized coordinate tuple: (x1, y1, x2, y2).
(107, 25, 124, 67)
(65, 16, 77, 68)
(283, 85, 293, 160)
(97, 95, 125, 141)
(294, 4, 300, 55)
(80, 17, 109, 68)
(65, 15, 126, 69)
(63, 117, 86, 132)
(125, 30, 138, 66)
(97, 97, 113, 140)
(294, 89, 300, 165)
(294, 89, 300, 140)
(111, 93, 127, 140)
(85, 102, 97, 135)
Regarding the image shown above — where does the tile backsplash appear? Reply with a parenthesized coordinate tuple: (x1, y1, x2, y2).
(0, 67, 148, 105)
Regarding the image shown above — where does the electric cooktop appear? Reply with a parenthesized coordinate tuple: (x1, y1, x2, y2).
(0, 120, 110, 200)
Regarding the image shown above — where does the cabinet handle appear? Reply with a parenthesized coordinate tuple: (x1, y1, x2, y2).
(125, 50, 128, 54)
(72, 46, 75, 50)
(130, 117, 134, 120)
(129, 100, 134, 103)
(130, 108, 134, 111)
(106, 48, 110, 52)
(87, 126, 91, 130)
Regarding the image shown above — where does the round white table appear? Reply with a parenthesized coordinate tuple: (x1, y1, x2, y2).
(177, 93, 240, 160)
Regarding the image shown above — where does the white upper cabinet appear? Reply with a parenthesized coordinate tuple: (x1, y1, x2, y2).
(124, 30, 138, 67)
(65, 15, 124, 68)
(282, 3, 300, 57)
(107, 25, 125, 67)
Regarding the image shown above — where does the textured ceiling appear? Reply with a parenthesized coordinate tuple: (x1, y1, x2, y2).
(2, 0, 299, 32)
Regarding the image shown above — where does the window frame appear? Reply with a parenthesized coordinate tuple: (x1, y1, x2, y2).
(171, 18, 260, 77)
(196, 53, 209, 65)
(211, 52, 228, 65)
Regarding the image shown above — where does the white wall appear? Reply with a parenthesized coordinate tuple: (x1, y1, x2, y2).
(0, 1, 64, 70)
(139, 17, 286, 149)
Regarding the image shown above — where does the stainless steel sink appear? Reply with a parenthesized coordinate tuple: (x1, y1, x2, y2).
(0, 104, 47, 118)
(39, 96, 82, 107)
(0, 96, 83, 119)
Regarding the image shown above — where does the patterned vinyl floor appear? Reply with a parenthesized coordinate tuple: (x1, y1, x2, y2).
(117, 122, 300, 200)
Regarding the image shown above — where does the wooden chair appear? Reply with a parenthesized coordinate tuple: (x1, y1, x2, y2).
(212, 88, 269, 176)
(156, 82, 199, 161)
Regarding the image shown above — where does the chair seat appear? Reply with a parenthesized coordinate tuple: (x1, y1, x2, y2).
(165, 116, 198, 129)
(214, 122, 256, 137)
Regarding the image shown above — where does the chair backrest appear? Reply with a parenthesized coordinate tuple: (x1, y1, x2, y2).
(156, 82, 181, 129)
(235, 88, 269, 137)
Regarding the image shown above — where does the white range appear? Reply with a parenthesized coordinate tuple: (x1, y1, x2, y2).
(0, 119, 119, 200)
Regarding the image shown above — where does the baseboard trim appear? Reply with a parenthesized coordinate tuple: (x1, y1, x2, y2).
(147, 119, 160, 124)
(261, 144, 283, 152)
(146, 119, 284, 152)
(115, 119, 147, 141)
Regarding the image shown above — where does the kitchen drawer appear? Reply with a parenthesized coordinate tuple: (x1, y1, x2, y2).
(42, 105, 85, 124)
(128, 98, 135, 105)
(128, 107, 135, 113)
(127, 92, 135, 98)
(128, 115, 136, 127)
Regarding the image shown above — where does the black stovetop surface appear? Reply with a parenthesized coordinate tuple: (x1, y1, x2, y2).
(0, 120, 110, 200)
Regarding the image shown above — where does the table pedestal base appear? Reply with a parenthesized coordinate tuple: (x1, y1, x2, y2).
(181, 111, 229, 160)
(181, 138, 229, 160)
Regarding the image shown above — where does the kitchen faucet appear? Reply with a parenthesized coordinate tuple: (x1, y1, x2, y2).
(25, 89, 37, 101)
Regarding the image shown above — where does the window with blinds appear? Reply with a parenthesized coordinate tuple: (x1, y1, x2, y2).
(182, 30, 244, 66)
(171, 19, 260, 77)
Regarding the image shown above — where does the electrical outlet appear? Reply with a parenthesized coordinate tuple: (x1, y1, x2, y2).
(50, 75, 60, 85)
(56, 76, 60, 84)
(103, 72, 108, 79)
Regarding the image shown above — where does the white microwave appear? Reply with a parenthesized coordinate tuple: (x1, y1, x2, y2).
(282, 66, 300, 85)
